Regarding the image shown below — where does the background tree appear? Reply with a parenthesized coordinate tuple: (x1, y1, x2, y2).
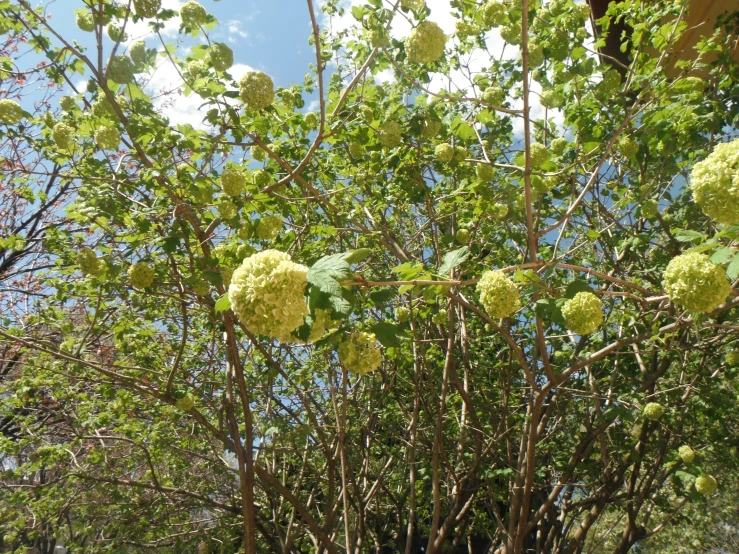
(1, 0, 738, 553)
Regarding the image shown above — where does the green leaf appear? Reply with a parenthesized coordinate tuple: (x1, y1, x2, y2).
(369, 288, 396, 305)
(214, 294, 231, 313)
(565, 280, 594, 299)
(674, 229, 706, 243)
(342, 248, 372, 264)
(710, 247, 734, 265)
(370, 321, 403, 348)
(438, 247, 469, 276)
(727, 252, 739, 280)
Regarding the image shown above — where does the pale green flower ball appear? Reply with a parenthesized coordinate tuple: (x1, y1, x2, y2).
(76, 13, 96, 32)
(251, 145, 267, 162)
(0, 99, 23, 125)
(529, 142, 548, 167)
(477, 163, 494, 181)
(678, 445, 695, 464)
(420, 118, 441, 139)
(180, 1, 207, 26)
(338, 332, 382, 375)
(477, 270, 521, 319)
(192, 280, 210, 296)
(303, 111, 318, 129)
(643, 402, 665, 421)
(480, 2, 506, 27)
(481, 86, 504, 105)
(107, 23, 127, 42)
(78, 247, 105, 277)
(489, 202, 509, 220)
(252, 169, 270, 187)
(689, 139, 739, 224)
(641, 199, 658, 219)
(695, 474, 717, 495)
(129, 40, 146, 65)
(52, 122, 74, 150)
(395, 306, 410, 323)
(221, 167, 246, 196)
(94, 127, 120, 150)
(175, 393, 195, 411)
(349, 142, 365, 158)
(369, 28, 390, 49)
(663, 252, 730, 313)
(239, 71, 275, 111)
(257, 215, 283, 241)
(616, 136, 638, 160)
(540, 90, 565, 109)
(221, 267, 234, 288)
(562, 292, 602, 335)
(108, 55, 135, 84)
(400, 0, 425, 9)
(128, 262, 155, 289)
(228, 250, 309, 341)
(59, 96, 76, 112)
(456, 228, 470, 245)
(550, 137, 568, 156)
(432, 308, 448, 326)
(210, 42, 233, 71)
(528, 43, 544, 67)
(406, 21, 446, 64)
(92, 96, 116, 118)
(726, 349, 739, 366)
(217, 199, 238, 220)
(500, 21, 522, 45)
(434, 143, 455, 162)
(133, 0, 161, 18)
(378, 121, 402, 149)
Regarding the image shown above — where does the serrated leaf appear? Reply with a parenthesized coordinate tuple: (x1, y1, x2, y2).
(215, 294, 231, 313)
(674, 229, 706, 243)
(342, 248, 372, 264)
(370, 321, 403, 348)
(710, 246, 734, 265)
(727, 252, 739, 280)
(439, 247, 469, 276)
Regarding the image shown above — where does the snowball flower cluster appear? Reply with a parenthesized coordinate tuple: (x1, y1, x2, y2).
(662, 252, 730, 313)
(108, 55, 135, 84)
(94, 127, 120, 150)
(180, 1, 207, 26)
(221, 167, 246, 196)
(678, 445, 695, 464)
(406, 21, 446, 64)
(252, 169, 270, 186)
(129, 40, 146, 65)
(192, 280, 210, 296)
(456, 228, 470, 245)
(434, 143, 454, 162)
(477, 270, 521, 319)
(210, 42, 233, 71)
(378, 121, 402, 149)
(338, 332, 382, 375)
(689, 139, 739, 224)
(228, 250, 308, 341)
(477, 163, 494, 181)
(78, 247, 105, 277)
(482, 86, 504, 105)
(59, 96, 76, 112)
(561, 292, 602, 335)
(107, 24, 127, 42)
(540, 90, 565, 109)
(52, 123, 74, 150)
(76, 13, 96, 32)
(257, 215, 283, 241)
(128, 262, 154, 289)
(217, 199, 237, 220)
(726, 349, 739, 366)
(550, 137, 567, 156)
(0, 99, 22, 125)
(481, 2, 506, 27)
(529, 142, 548, 167)
(400, 0, 425, 8)
(239, 71, 275, 111)
(175, 393, 195, 411)
(395, 306, 410, 323)
(643, 402, 665, 421)
(420, 119, 441, 139)
(695, 474, 717, 495)
(133, 0, 161, 17)
(616, 137, 638, 159)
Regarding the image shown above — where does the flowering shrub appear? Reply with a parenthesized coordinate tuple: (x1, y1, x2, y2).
(210, 42, 233, 71)
(678, 445, 695, 464)
(78, 247, 104, 277)
(221, 167, 246, 197)
(643, 402, 665, 421)
(0, 99, 23, 124)
(562, 292, 602, 335)
(52, 123, 74, 150)
(133, 0, 161, 18)
(434, 143, 454, 162)
(180, 1, 207, 26)
(94, 127, 120, 150)
(663, 252, 730, 313)
(257, 215, 283, 241)
(406, 21, 446, 64)
(695, 474, 717, 495)
(128, 262, 155, 289)
(239, 71, 275, 110)
(477, 270, 521, 319)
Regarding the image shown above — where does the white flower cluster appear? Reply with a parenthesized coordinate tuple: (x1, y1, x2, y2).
(406, 21, 446, 64)
(689, 139, 739, 224)
(108, 55, 135, 84)
(338, 332, 382, 375)
(210, 42, 233, 72)
(695, 474, 717, 495)
(561, 292, 602, 335)
(78, 247, 105, 277)
(128, 262, 155, 289)
(180, 1, 207, 26)
(434, 143, 454, 162)
(130, 41, 146, 65)
(0, 99, 22, 125)
(663, 252, 730, 313)
(52, 123, 74, 150)
(228, 250, 308, 341)
(239, 71, 275, 111)
(476, 270, 521, 319)
(643, 402, 665, 421)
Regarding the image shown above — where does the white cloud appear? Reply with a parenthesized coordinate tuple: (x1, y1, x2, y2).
(143, 61, 253, 129)
(226, 20, 249, 43)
